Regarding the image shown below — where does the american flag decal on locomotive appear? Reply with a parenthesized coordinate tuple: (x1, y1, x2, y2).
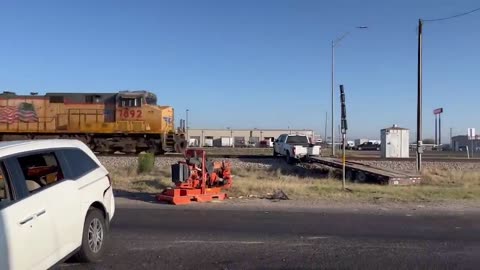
(0, 102, 39, 124)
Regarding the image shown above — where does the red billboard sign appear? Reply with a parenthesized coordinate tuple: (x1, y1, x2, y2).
(433, 108, 443, 114)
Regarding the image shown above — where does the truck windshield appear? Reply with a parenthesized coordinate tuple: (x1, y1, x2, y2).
(286, 136, 309, 144)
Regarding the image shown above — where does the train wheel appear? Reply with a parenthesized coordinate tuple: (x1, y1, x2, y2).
(135, 149, 146, 154)
(174, 139, 187, 154)
(123, 144, 136, 154)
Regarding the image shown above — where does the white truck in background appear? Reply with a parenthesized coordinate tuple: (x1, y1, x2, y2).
(273, 134, 321, 164)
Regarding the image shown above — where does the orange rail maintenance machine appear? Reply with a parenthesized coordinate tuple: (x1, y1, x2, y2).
(157, 149, 233, 205)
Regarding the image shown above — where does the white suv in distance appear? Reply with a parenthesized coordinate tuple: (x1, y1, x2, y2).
(0, 139, 115, 270)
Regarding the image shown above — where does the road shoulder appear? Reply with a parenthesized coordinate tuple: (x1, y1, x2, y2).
(114, 194, 480, 216)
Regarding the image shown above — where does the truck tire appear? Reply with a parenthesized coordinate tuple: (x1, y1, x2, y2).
(285, 151, 295, 165)
(75, 208, 109, 263)
(273, 150, 278, 157)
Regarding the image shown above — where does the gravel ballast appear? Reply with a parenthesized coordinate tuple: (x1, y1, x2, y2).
(361, 160, 480, 172)
(97, 156, 480, 173)
(98, 156, 286, 171)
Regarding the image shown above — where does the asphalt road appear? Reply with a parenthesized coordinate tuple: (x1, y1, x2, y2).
(57, 204, 480, 270)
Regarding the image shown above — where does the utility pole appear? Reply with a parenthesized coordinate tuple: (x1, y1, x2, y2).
(435, 114, 438, 145)
(416, 19, 423, 172)
(331, 41, 335, 156)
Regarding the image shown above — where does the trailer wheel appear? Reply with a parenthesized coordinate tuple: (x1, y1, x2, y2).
(355, 171, 367, 183)
(345, 170, 355, 181)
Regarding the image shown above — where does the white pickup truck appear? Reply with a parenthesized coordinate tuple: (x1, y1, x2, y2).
(273, 134, 321, 163)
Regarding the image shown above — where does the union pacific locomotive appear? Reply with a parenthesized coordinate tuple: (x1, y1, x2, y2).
(0, 90, 185, 154)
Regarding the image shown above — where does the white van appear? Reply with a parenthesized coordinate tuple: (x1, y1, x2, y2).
(0, 139, 115, 270)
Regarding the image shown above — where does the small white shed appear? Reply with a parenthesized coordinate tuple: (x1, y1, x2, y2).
(380, 125, 410, 158)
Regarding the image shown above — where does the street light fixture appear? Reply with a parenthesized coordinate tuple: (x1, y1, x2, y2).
(331, 26, 368, 156)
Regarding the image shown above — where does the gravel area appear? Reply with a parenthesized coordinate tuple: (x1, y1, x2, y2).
(97, 156, 287, 171)
(362, 161, 480, 173)
(97, 156, 480, 174)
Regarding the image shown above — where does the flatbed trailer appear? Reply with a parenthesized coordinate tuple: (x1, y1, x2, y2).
(307, 157, 422, 185)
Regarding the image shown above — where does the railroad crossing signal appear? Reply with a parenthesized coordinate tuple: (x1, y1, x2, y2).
(340, 85, 347, 134)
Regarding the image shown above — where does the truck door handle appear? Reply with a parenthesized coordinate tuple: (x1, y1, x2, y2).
(36, 209, 46, 217)
(19, 216, 34, 225)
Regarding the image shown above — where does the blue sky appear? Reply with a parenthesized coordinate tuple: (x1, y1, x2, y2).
(1, 0, 479, 141)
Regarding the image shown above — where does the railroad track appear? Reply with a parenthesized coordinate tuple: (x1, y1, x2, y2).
(94, 152, 275, 159)
(94, 152, 480, 162)
(346, 156, 480, 162)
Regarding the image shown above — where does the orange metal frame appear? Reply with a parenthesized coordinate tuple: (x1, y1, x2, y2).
(156, 149, 228, 205)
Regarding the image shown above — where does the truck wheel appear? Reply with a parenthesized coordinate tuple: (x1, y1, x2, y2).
(286, 156, 294, 164)
(285, 152, 296, 165)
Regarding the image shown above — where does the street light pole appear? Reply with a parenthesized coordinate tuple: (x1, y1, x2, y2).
(186, 109, 189, 141)
(324, 111, 328, 143)
(331, 26, 367, 157)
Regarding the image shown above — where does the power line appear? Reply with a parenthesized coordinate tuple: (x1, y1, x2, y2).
(423, 7, 480, 22)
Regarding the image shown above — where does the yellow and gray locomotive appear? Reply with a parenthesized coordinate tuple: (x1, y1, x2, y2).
(0, 90, 184, 154)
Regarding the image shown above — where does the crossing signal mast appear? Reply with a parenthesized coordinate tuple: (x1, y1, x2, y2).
(339, 85, 348, 190)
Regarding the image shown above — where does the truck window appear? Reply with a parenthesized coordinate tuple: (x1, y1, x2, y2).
(286, 136, 309, 144)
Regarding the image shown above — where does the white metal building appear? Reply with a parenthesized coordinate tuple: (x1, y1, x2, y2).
(451, 135, 480, 152)
(380, 125, 409, 158)
(186, 128, 315, 147)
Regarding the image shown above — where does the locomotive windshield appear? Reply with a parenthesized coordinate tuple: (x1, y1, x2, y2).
(145, 94, 157, 105)
(117, 91, 157, 106)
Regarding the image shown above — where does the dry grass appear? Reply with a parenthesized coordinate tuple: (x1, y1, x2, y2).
(110, 165, 172, 194)
(230, 167, 480, 203)
(421, 167, 480, 188)
(110, 165, 480, 203)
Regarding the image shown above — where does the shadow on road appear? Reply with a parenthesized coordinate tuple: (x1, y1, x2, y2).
(113, 189, 161, 204)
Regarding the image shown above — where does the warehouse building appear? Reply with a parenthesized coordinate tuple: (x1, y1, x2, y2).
(451, 135, 480, 152)
(186, 128, 315, 147)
